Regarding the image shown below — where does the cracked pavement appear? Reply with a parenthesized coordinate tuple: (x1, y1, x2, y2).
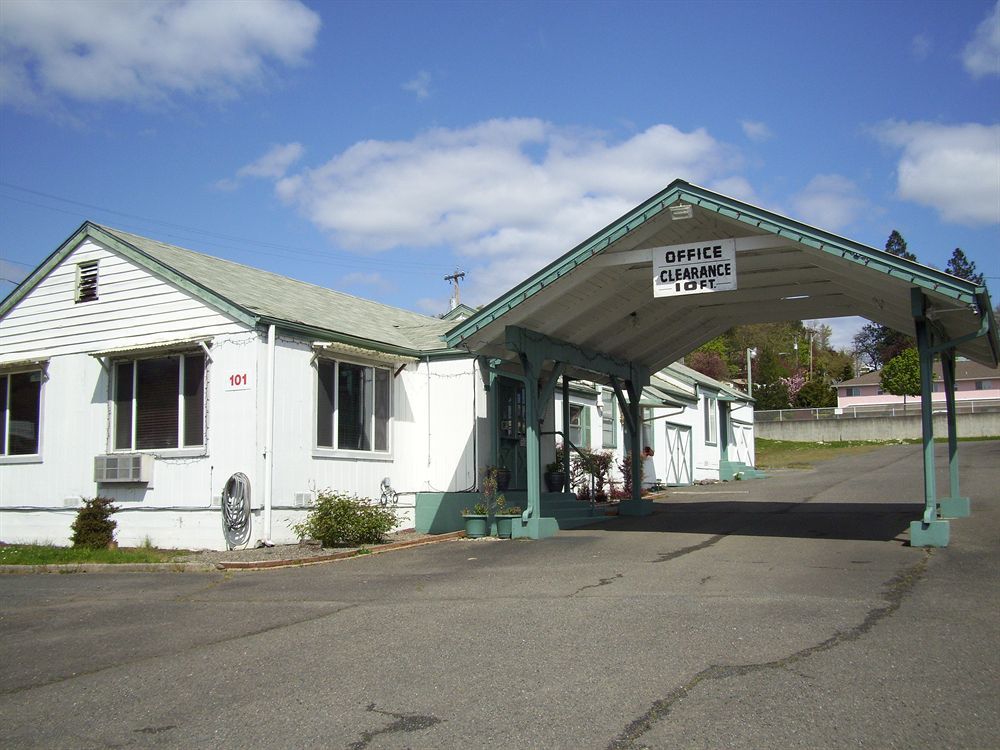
(1, 441, 997, 748)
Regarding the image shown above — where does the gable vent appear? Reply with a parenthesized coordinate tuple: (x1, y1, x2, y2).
(76, 260, 99, 303)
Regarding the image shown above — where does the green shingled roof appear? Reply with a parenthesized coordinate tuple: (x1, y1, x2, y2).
(96, 225, 453, 354)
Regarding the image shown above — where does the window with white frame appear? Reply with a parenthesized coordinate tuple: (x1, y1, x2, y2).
(704, 394, 718, 445)
(976, 379, 992, 391)
(601, 390, 617, 448)
(113, 353, 205, 450)
(316, 359, 391, 452)
(568, 403, 590, 449)
(1, 370, 42, 455)
(844, 386, 861, 397)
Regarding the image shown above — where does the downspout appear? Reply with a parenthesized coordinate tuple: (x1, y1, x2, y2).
(426, 355, 432, 471)
(263, 323, 276, 543)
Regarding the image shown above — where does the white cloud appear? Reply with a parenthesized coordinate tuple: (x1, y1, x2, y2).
(415, 297, 448, 315)
(741, 120, 772, 142)
(215, 142, 304, 190)
(274, 119, 744, 302)
(707, 176, 758, 204)
(237, 142, 305, 179)
(875, 121, 1000, 226)
(0, 0, 320, 111)
(911, 33, 932, 61)
(402, 70, 431, 100)
(790, 174, 868, 230)
(340, 271, 394, 294)
(963, 0, 1000, 78)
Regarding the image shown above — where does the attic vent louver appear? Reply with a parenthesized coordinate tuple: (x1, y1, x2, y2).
(76, 260, 98, 303)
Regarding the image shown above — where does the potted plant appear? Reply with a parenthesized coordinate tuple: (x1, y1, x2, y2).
(544, 445, 566, 492)
(493, 496, 522, 539)
(461, 502, 490, 538)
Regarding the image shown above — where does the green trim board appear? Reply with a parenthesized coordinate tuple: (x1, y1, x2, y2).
(505, 325, 648, 386)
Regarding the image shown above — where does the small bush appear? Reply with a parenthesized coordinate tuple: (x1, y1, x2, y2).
(70, 496, 119, 549)
(291, 491, 397, 547)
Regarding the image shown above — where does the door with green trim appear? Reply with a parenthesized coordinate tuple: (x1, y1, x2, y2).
(496, 377, 527, 489)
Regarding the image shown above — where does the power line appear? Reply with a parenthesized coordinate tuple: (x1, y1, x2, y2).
(0, 182, 450, 276)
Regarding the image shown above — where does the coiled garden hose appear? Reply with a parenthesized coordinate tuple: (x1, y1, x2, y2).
(222, 472, 251, 549)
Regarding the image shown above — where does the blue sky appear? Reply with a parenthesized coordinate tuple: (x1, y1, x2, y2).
(2, 0, 998, 350)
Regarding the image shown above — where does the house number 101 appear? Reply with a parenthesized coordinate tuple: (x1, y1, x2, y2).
(227, 373, 250, 391)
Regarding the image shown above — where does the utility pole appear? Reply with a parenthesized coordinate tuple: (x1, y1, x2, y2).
(444, 269, 465, 311)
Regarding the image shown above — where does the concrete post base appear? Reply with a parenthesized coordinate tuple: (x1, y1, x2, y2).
(909, 520, 950, 547)
(618, 499, 655, 516)
(937, 497, 971, 518)
(511, 517, 560, 539)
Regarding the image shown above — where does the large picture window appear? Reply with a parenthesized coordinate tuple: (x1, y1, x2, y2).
(317, 359, 390, 452)
(114, 353, 204, 450)
(0, 370, 42, 456)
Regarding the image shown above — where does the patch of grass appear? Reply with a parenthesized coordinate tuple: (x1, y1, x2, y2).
(755, 439, 886, 469)
(755, 436, 999, 470)
(0, 544, 186, 566)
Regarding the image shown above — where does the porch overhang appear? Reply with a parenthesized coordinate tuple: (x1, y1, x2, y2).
(446, 179, 998, 380)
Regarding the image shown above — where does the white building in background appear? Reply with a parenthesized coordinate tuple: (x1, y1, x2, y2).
(554, 362, 755, 493)
(0, 222, 754, 550)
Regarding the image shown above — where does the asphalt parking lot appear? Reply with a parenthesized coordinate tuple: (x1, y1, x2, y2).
(1, 441, 998, 749)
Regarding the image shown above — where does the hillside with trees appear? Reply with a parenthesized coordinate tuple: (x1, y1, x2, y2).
(683, 232, 991, 411)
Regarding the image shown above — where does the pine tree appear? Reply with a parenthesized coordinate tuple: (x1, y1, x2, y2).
(945, 248, 985, 284)
(852, 230, 916, 370)
(885, 230, 916, 261)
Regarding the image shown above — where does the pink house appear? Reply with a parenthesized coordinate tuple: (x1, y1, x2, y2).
(837, 359, 1000, 410)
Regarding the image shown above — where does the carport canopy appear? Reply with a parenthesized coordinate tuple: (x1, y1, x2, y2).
(445, 179, 998, 546)
(447, 180, 997, 379)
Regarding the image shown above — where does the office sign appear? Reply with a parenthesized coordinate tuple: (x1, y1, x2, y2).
(653, 239, 737, 298)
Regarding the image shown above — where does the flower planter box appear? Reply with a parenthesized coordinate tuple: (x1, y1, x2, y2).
(463, 514, 489, 538)
(495, 514, 520, 539)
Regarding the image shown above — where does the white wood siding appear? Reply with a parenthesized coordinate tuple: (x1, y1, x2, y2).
(0, 239, 244, 364)
(266, 345, 481, 536)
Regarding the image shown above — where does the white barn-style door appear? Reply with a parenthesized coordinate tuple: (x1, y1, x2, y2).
(730, 421, 754, 466)
(663, 423, 692, 486)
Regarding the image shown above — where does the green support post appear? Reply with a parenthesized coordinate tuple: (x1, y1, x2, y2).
(619, 373, 653, 517)
(909, 291, 949, 547)
(513, 351, 558, 539)
(938, 349, 970, 518)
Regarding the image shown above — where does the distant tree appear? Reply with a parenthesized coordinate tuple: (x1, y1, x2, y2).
(780, 371, 807, 403)
(687, 351, 729, 382)
(853, 321, 912, 371)
(754, 347, 790, 385)
(945, 248, 985, 284)
(795, 377, 838, 408)
(885, 230, 916, 261)
(851, 231, 918, 371)
(754, 380, 791, 410)
(880, 348, 922, 413)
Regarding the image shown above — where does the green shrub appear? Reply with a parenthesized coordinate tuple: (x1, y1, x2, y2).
(70, 496, 119, 549)
(291, 491, 397, 547)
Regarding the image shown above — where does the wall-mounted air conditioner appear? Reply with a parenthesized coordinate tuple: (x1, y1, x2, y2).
(94, 454, 154, 484)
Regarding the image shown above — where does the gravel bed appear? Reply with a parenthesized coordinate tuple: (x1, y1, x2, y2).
(174, 530, 434, 565)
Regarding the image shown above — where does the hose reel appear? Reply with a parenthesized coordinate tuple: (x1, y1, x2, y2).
(222, 472, 251, 549)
